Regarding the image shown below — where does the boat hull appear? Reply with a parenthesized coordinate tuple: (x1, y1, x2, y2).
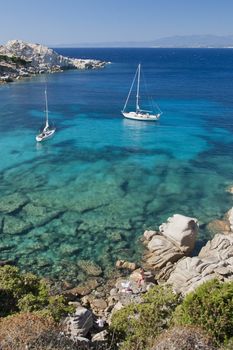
(122, 111, 160, 121)
(36, 129, 55, 142)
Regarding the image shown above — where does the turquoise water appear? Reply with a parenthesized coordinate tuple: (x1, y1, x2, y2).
(0, 49, 233, 283)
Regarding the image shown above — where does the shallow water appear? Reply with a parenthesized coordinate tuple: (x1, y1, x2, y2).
(0, 48, 232, 282)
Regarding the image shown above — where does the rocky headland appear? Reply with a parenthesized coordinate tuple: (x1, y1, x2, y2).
(0, 40, 107, 83)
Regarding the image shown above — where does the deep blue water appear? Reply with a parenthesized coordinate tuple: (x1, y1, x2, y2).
(0, 48, 233, 283)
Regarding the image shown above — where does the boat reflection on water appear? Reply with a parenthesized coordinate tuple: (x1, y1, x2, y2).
(122, 117, 157, 129)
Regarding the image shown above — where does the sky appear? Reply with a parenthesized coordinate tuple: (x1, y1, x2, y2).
(1, 0, 233, 46)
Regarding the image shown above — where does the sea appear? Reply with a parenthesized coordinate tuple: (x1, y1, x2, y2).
(0, 48, 233, 283)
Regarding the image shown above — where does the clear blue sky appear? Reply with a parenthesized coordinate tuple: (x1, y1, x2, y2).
(1, 0, 232, 45)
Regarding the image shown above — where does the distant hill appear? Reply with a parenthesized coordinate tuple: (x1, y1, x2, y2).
(54, 35, 233, 48)
(151, 35, 233, 48)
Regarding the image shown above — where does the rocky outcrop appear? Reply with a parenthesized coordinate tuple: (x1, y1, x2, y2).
(143, 214, 198, 273)
(0, 40, 107, 83)
(0, 40, 72, 69)
(159, 214, 198, 254)
(142, 210, 233, 294)
(145, 234, 184, 270)
(64, 306, 93, 339)
(167, 233, 233, 295)
(60, 208, 233, 347)
(206, 207, 233, 235)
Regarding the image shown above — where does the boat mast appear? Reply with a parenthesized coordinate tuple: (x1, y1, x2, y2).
(122, 65, 138, 113)
(136, 63, 140, 112)
(45, 88, 49, 129)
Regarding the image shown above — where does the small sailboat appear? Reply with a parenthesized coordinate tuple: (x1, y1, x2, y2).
(36, 88, 55, 142)
(122, 63, 162, 121)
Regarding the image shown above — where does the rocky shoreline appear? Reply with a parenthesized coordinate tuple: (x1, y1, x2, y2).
(47, 205, 233, 348)
(0, 202, 232, 348)
(0, 40, 107, 83)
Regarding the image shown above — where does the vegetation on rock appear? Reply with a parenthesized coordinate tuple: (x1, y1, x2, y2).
(0, 265, 232, 349)
(172, 279, 233, 346)
(0, 54, 28, 66)
(109, 279, 233, 349)
(110, 284, 180, 350)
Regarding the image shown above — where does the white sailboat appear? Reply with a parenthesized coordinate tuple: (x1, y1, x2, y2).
(122, 63, 162, 121)
(36, 88, 55, 142)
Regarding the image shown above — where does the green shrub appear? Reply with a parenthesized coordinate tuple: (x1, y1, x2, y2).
(221, 337, 233, 350)
(0, 265, 25, 299)
(47, 295, 75, 322)
(0, 289, 16, 316)
(0, 54, 28, 65)
(0, 265, 74, 321)
(172, 279, 233, 346)
(110, 284, 180, 350)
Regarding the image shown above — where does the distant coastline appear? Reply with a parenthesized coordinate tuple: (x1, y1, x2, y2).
(52, 34, 233, 48)
(54, 46, 233, 49)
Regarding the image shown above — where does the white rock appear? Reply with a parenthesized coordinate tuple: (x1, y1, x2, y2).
(167, 233, 233, 295)
(0, 40, 107, 78)
(159, 214, 198, 254)
(146, 234, 184, 269)
(143, 230, 157, 241)
(92, 330, 108, 342)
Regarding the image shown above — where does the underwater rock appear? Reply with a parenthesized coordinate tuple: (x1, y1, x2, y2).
(21, 203, 63, 227)
(28, 188, 69, 210)
(72, 177, 124, 213)
(3, 170, 46, 191)
(78, 210, 132, 234)
(36, 257, 53, 268)
(107, 231, 122, 242)
(59, 244, 80, 256)
(206, 219, 231, 235)
(0, 242, 16, 251)
(226, 185, 233, 194)
(115, 260, 137, 271)
(77, 260, 102, 277)
(206, 207, 233, 236)
(2, 215, 32, 235)
(65, 278, 101, 297)
(61, 211, 82, 224)
(24, 241, 47, 254)
(0, 193, 28, 214)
